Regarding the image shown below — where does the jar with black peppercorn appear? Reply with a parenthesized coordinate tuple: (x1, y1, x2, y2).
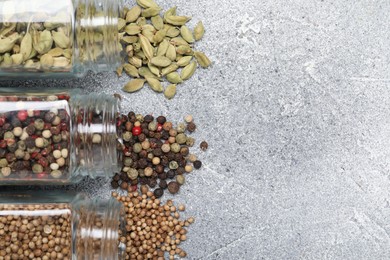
(0, 89, 121, 184)
(0, 190, 125, 259)
(0, 0, 123, 79)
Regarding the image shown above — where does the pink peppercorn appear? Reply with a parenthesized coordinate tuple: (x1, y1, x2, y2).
(17, 110, 28, 121)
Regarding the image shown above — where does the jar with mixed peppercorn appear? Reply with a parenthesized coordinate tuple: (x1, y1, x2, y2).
(0, 89, 121, 184)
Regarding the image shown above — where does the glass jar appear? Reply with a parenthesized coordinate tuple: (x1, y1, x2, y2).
(0, 190, 124, 259)
(0, 0, 123, 79)
(0, 89, 121, 185)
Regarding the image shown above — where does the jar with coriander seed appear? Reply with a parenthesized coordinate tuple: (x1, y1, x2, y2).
(0, 190, 125, 259)
(0, 0, 123, 79)
(0, 89, 122, 185)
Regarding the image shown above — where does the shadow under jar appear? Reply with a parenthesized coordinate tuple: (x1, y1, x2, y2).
(0, 0, 123, 79)
(0, 191, 125, 260)
(0, 89, 121, 184)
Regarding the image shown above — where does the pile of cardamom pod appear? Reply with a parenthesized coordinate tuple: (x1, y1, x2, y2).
(118, 0, 211, 99)
(0, 15, 73, 71)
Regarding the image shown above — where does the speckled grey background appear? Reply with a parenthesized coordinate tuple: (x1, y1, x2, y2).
(1, 0, 390, 259)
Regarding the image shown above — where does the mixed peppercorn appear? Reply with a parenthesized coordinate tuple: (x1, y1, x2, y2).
(113, 112, 203, 198)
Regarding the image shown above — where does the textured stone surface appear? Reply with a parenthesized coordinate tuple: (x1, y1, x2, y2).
(1, 0, 390, 259)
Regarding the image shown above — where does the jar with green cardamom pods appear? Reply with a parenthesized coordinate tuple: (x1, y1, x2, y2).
(0, 0, 123, 79)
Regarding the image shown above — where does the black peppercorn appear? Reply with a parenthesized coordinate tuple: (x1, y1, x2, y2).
(13, 161, 25, 171)
(10, 118, 21, 127)
(138, 133, 146, 142)
(153, 188, 164, 198)
(144, 115, 154, 123)
(149, 178, 157, 188)
(158, 172, 167, 180)
(25, 125, 35, 135)
(193, 160, 202, 169)
(155, 164, 164, 174)
(153, 148, 162, 157)
(111, 180, 119, 189)
(138, 158, 148, 169)
(177, 167, 185, 175)
(113, 173, 121, 181)
(156, 116, 166, 124)
(159, 180, 168, 189)
(167, 170, 176, 179)
(44, 112, 56, 123)
(161, 131, 169, 140)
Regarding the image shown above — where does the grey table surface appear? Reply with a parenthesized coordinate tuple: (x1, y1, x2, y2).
(1, 0, 390, 259)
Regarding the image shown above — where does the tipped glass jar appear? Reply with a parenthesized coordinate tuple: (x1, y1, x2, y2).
(0, 89, 121, 184)
(0, 0, 123, 79)
(0, 190, 125, 259)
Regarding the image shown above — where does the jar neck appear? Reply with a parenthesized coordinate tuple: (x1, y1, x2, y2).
(72, 196, 124, 259)
(73, 0, 123, 74)
(69, 93, 121, 178)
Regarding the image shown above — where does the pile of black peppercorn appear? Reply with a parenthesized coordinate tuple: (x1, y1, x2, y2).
(112, 112, 204, 198)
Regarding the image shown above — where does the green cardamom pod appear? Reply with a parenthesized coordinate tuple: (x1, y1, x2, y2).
(52, 31, 70, 49)
(176, 45, 193, 55)
(2, 53, 12, 66)
(63, 49, 72, 59)
(170, 37, 190, 46)
(0, 33, 19, 53)
(141, 7, 162, 18)
(136, 0, 159, 9)
(136, 17, 147, 26)
(148, 63, 161, 77)
(161, 63, 179, 76)
(180, 61, 196, 80)
(126, 6, 142, 23)
(123, 63, 140, 78)
(11, 53, 23, 65)
(165, 44, 176, 61)
(177, 56, 192, 67)
(33, 30, 53, 54)
(118, 18, 126, 31)
(116, 65, 124, 77)
(194, 51, 211, 68)
(139, 34, 154, 61)
(138, 67, 158, 79)
(40, 53, 54, 68)
(20, 32, 32, 61)
(166, 27, 180, 38)
(194, 21, 205, 41)
(52, 57, 70, 67)
(145, 77, 163, 92)
(166, 72, 183, 84)
(125, 24, 141, 35)
(151, 15, 164, 30)
(156, 39, 169, 56)
(151, 56, 171, 67)
(129, 56, 143, 68)
(121, 36, 139, 44)
(163, 7, 177, 21)
(164, 84, 177, 99)
(165, 15, 191, 26)
(123, 79, 146, 93)
(47, 47, 64, 57)
(180, 26, 195, 43)
(153, 30, 166, 44)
